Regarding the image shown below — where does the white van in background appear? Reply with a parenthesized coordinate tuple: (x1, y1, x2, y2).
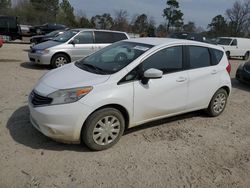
(217, 37, 250, 60)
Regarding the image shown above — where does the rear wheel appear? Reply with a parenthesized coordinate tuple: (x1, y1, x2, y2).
(206, 89, 228, 117)
(51, 54, 70, 68)
(82, 108, 125, 151)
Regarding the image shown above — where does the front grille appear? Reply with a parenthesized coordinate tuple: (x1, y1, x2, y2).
(30, 91, 53, 106)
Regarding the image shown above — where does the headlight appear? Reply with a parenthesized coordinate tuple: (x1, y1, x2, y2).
(48, 86, 93, 105)
(36, 49, 50, 54)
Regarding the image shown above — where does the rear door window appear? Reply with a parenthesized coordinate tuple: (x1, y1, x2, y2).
(188, 46, 211, 69)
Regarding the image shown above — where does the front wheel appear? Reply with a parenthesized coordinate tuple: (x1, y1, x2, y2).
(82, 108, 125, 151)
(243, 52, 249, 60)
(51, 54, 70, 68)
(206, 89, 228, 117)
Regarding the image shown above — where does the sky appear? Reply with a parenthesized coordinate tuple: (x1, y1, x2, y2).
(68, 0, 241, 29)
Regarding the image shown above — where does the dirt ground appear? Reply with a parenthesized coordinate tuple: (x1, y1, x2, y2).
(0, 43, 250, 188)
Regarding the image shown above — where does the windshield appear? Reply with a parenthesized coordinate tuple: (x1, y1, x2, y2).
(53, 30, 78, 43)
(75, 41, 153, 75)
(217, 38, 232, 45)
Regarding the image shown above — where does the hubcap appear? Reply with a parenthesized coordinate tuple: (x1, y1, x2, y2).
(213, 93, 226, 114)
(55, 57, 67, 67)
(93, 116, 121, 146)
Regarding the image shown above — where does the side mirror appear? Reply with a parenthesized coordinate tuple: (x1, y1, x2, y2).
(141, 68, 163, 85)
(69, 39, 78, 45)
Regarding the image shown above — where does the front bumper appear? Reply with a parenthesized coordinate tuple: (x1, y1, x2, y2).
(28, 51, 52, 65)
(28, 99, 93, 143)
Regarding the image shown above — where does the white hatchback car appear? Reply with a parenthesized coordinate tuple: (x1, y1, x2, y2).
(28, 38, 232, 150)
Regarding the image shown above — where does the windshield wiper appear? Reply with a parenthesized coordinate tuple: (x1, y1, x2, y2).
(81, 63, 109, 74)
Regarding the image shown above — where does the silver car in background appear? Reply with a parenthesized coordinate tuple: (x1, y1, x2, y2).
(28, 29, 129, 68)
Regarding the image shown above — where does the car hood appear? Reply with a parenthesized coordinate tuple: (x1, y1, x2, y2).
(32, 40, 61, 50)
(37, 63, 110, 93)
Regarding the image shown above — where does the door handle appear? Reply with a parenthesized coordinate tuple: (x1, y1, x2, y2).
(176, 77, 187, 82)
(211, 70, 218, 75)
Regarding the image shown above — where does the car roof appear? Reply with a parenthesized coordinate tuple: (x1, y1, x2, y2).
(71, 28, 127, 34)
(125, 37, 223, 51)
(125, 37, 197, 45)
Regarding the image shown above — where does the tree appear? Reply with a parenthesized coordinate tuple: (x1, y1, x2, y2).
(112, 10, 129, 31)
(207, 15, 228, 37)
(91, 13, 113, 29)
(226, 0, 250, 36)
(77, 16, 93, 28)
(0, 0, 11, 14)
(132, 14, 156, 36)
(30, 0, 59, 23)
(183, 21, 196, 32)
(57, 0, 76, 27)
(11, 0, 38, 25)
(163, 0, 183, 32)
(132, 14, 148, 33)
(156, 24, 167, 37)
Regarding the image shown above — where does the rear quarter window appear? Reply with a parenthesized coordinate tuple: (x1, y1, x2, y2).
(211, 48, 224, 65)
(95, 31, 127, 43)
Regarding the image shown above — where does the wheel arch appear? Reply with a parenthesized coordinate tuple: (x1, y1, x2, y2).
(50, 52, 71, 65)
(220, 85, 231, 95)
(80, 104, 130, 137)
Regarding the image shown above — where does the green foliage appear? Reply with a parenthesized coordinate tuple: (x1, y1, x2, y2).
(163, 0, 183, 32)
(57, 0, 76, 27)
(207, 15, 229, 37)
(91, 13, 114, 29)
(0, 0, 11, 14)
(30, 0, 59, 23)
(131, 14, 156, 36)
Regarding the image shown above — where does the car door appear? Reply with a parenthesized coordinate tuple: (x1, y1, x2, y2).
(133, 46, 189, 124)
(68, 31, 95, 61)
(229, 39, 239, 56)
(186, 45, 220, 110)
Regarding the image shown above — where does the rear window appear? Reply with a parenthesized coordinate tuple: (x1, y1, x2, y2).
(94, 31, 127, 43)
(211, 49, 224, 65)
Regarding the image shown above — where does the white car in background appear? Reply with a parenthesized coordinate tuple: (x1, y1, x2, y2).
(217, 37, 250, 60)
(28, 38, 232, 151)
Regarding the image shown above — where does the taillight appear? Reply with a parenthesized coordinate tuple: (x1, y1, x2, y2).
(226, 61, 231, 75)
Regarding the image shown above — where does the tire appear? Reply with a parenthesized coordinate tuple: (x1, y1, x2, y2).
(206, 89, 228, 117)
(243, 52, 249, 60)
(226, 51, 230, 59)
(51, 53, 70, 68)
(82, 108, 125, 151)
